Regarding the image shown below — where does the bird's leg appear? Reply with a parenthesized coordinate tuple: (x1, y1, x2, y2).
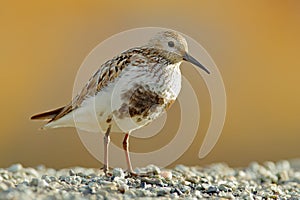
(103, 125, 111, 175)
(122, 133, 134, 174)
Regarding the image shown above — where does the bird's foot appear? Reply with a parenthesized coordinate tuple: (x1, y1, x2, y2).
(125, 170, 138, 177)
(100, 165, 112, 177)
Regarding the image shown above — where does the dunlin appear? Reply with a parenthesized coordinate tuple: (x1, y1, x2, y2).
(31, 30, 210, 174)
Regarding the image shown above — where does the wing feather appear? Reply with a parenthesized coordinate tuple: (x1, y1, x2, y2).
(49, 48, 143, 122)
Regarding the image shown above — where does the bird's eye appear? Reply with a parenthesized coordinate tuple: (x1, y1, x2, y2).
(168, 41, 175, 47)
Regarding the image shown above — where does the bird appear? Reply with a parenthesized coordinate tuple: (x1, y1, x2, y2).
(31, 30, 210, 175)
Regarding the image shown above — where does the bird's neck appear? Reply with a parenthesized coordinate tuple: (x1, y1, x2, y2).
(149, 62, 182, 99)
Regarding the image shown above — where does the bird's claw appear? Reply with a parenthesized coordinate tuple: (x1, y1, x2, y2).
(100, 165, 112, 177)
(126, 171, 138, 177)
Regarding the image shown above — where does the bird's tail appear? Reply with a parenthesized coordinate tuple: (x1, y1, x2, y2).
(31, 106, 65, 121)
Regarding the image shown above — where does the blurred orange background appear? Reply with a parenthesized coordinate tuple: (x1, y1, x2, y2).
(1, 1, 299, 169)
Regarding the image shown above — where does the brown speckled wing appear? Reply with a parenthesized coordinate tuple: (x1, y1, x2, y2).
(49, 47, 151, 122)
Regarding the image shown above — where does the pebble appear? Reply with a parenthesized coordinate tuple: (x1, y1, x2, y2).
(277, 160, 290, 171)
(180, 185, 191, 193)
(141, 177, 163, 186)
(24, 168, 39, 177)
(134, 164, 161, 175)
(7, 164, 22, 173)
(160, 170, 172, 180)
(69, 169, 76, 176)
(278, 171, 289, 182)
(38, 179, 49, 187)
(219, 184, 229, 192)
(264, 161, 277, 171)
(49, 176, 57, 182)
(156, 188, 169, 196)
(1, 174, 9, 180)
(0, 160, 298, 199)
(29, 178, 39, 187)
(117, 182, 128, 193)
(206, 186, 219, 194)
(112, 168, 125, 179)
(41, 175, 51, 183)
(146, 164, 161, 175)
(16, 183, 28, 191)
(175, 164, 190, 172)
(194, 190, 202, 198)
(0, 183, 8, 191)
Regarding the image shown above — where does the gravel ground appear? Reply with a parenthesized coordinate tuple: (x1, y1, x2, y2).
(0, 160, 299, 200)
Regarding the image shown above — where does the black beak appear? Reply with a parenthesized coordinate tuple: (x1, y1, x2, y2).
(183, 52, 210, 74)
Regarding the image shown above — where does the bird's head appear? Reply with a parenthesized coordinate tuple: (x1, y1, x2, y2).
(148, 30, 210, 74)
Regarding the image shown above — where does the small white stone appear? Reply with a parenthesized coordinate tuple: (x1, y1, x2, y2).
(146, 164, 161, 175)
(0, 183, 8, 191)
(38, 179, 49, 187)
(24, 168, 39, 177)
(7, 164, 23, 173)
(264, 161, 276, 171)
(112, 168, 125, 179)
(194, 190, 202, 198)
(279, 171, 289, 181)
(175, 164, 189, 172)
(238, 170, 246, 177)
(277, 160, 290, 171)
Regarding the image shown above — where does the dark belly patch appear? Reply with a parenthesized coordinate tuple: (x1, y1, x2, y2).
(115, 85, 166, 120)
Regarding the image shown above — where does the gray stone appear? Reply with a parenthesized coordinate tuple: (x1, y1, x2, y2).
(112, 168, 125, 179)
(219, 184, 229, 192)
(146, 164, 161, 175)
(7, 164, 22, 173)
(49, 176, 57, 182)
(206, 186, 219, 194)
(69, 169, 76, 176)
(30, 178, 39, 187)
